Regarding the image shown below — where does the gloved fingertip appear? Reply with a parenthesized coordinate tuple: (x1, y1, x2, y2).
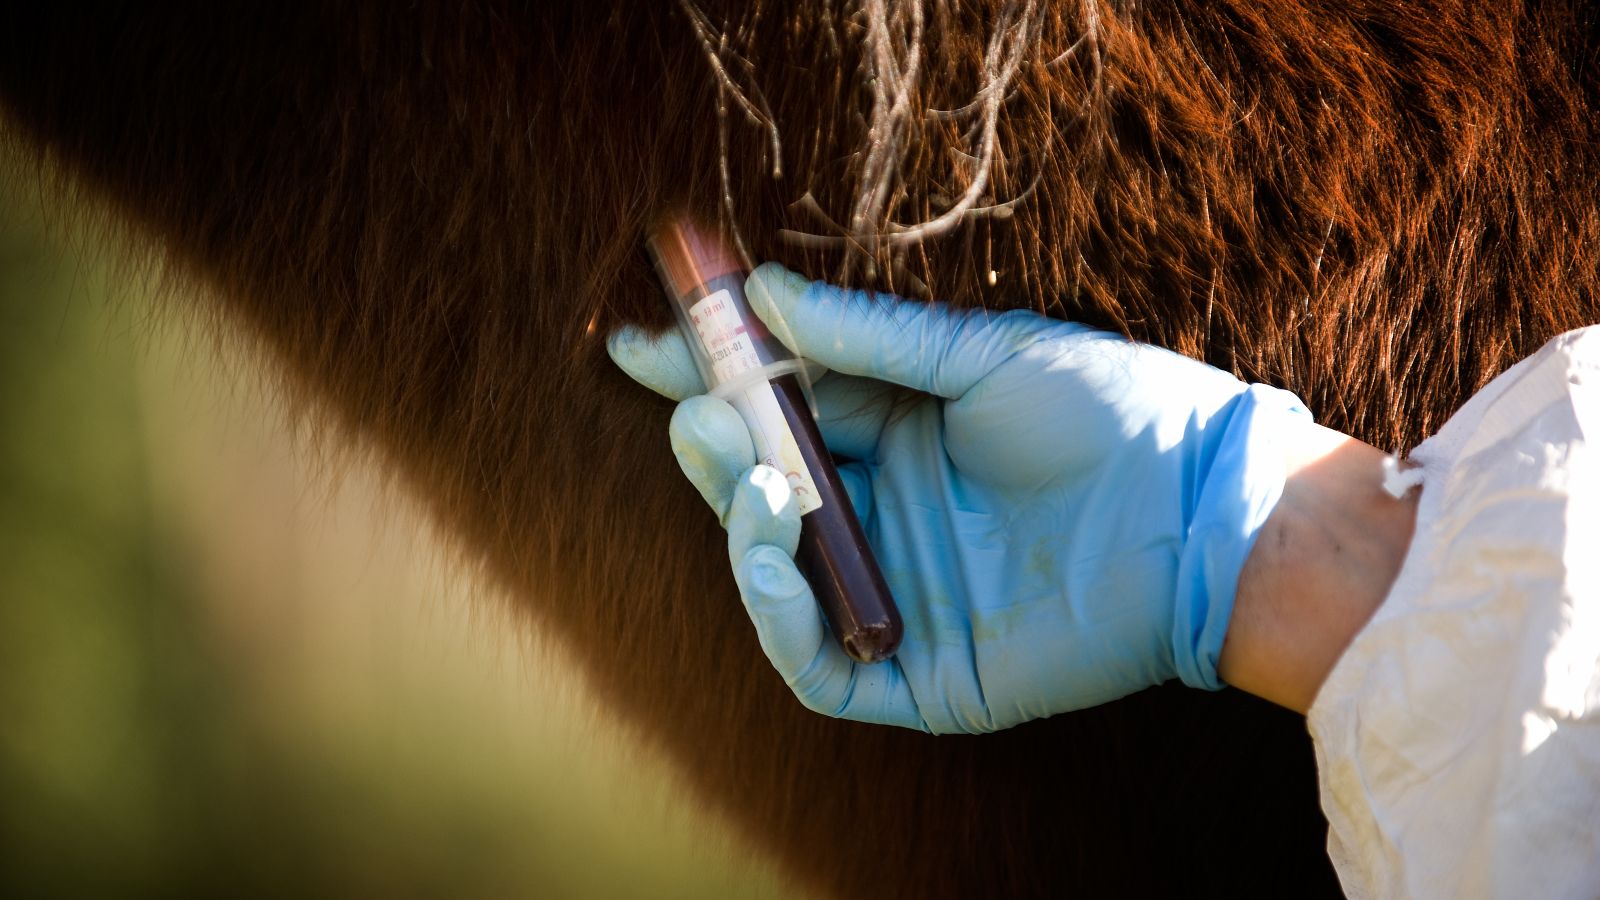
(727, 465, 802, 564)
(736, 543, 811, 605)
(746, 262, 815, 326)
(603, 322, 646, 357)
(605, 324, 705, 401)
(734, 544, 839, 696)
(669, 396, 756, 521)
(670, 395, 750, 447)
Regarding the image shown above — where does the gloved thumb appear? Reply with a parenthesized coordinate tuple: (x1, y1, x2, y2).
(744, 262, 1055, 400)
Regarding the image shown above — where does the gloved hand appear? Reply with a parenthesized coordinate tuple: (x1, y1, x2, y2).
(609, 263, 1310, 733)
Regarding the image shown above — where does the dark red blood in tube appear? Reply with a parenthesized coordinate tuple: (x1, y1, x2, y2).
(647, 215, 903, 663)
(768, 374, 902, 662)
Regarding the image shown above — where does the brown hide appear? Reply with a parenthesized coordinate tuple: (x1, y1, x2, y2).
(2, 2, 1596, 897)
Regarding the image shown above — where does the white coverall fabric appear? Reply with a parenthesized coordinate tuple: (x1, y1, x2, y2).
(1308, 326, 1600, 899)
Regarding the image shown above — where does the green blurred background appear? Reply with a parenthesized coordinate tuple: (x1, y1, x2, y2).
(0, 168, 800, 898)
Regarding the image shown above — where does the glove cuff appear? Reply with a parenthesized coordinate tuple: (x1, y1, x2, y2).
(1172, 384, 1311, 690)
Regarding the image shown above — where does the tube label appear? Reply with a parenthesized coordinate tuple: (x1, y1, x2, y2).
(726, 385, 823, 516)
(688, 289, 765, 384)
(690, 290, 823, 516)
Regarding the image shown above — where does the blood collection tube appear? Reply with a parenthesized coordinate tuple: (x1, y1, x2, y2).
(647, 215, 903, 664)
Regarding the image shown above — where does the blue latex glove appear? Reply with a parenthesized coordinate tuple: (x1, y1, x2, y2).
(609, 263, 1310, 733)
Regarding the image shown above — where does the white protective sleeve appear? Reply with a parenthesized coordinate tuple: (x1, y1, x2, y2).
(1308, 326, 1600, 899)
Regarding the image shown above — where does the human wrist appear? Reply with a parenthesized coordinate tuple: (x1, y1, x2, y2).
(1218, 421, 1419, 713)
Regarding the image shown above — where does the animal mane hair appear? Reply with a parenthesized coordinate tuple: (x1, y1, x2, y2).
(2, 1, 1597, 896)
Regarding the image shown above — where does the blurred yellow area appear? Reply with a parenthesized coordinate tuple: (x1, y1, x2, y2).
(0, 174, 801, 898)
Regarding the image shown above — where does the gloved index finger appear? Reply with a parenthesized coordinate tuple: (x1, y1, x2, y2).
(606, 324, 707, 402)
(745, 262, 1055, 400)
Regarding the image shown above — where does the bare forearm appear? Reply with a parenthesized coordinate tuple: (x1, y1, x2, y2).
(1219, 422, 1419, 713)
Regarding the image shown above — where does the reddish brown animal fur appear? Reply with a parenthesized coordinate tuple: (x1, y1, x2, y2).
(3, 2, 1596, 896)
